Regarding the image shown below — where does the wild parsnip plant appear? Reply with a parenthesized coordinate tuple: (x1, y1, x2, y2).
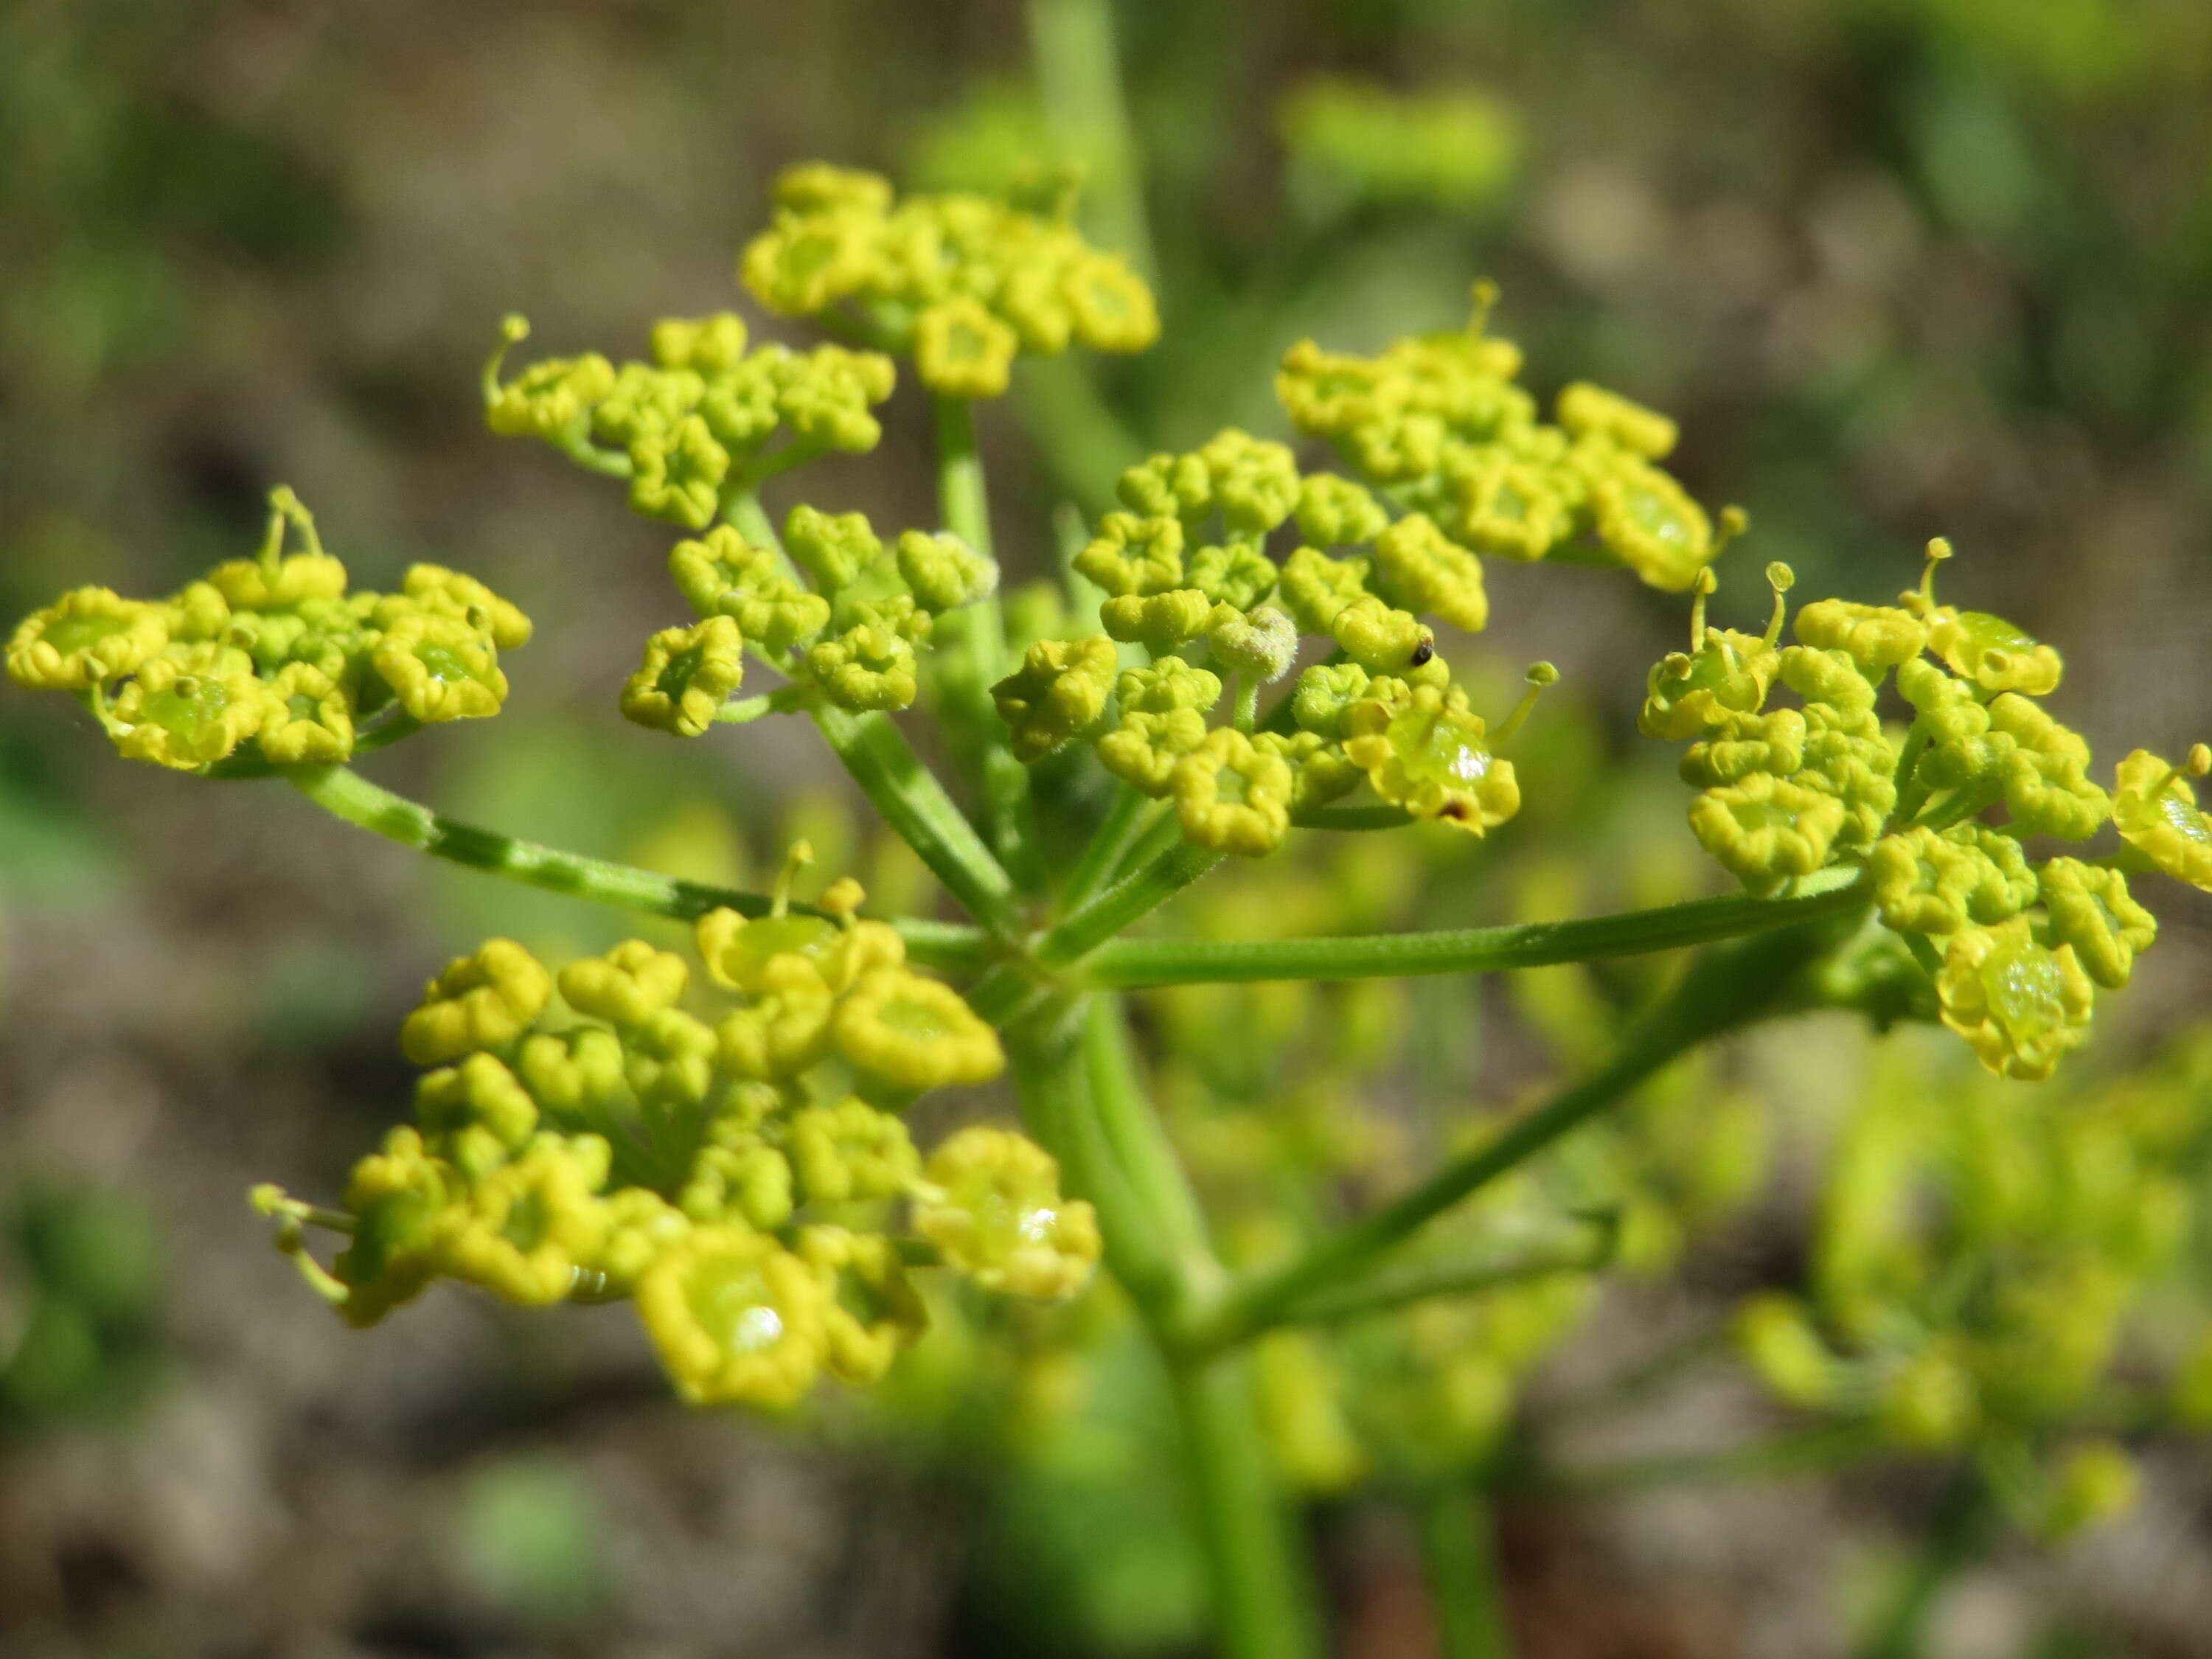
(12, 162, 2212, 1659)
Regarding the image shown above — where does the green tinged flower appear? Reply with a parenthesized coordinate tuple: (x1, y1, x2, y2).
(1590, 463, 1714, 592)
(807, 622, 919, 712)
(330, 1127, 459, 1327)
(1208, 606, 1300, 684)
(439, 1141, 610, 1306)
(1294, 474, 1390, 548)
(622, 1007, 720, 1109)
(1289, 661, 1373, 740)
(1328, 594, 1433, 675)
(400, 939, 554, 1068)
(1935, 918, 2096, 1081)
(1868, 825, 2037, 935)
(991, 635, 1119, 761)
(714, 955, 836, 1082)
(627, 414, 730, 529)
(1341, 681, 1520, 833)
(787, 1096, 920, 1203)
(1927, 608, 2063, 697)
(1098, 658, 1223, 796)
(255, 661, 355, 764)
(785, 504, 883, 594)
(1439, 450, 1573, 563)
(1556, 380, 1677, 459)
(678, 1138, 795, 1231)
(1677, 707, 1807, 788)
(558, 940, 690, 1026)
(832, 967, 1005, 1092)
(1276, 546, 1373, 636)
(2112, 746, 2212, 889)
(414, 1052, 542, 1176)
(1158, 728, 1289, 856)
(1989, 695, 2110, 840)
(1100, 589, 1225, 651)
(2037, 858, 2156, 990)
(1368, 512, 1487, 633)
(486, 349, 619, 441)
(1688, 773, 1847, 896)
(651, 310, 750, 373)
(108, 645, 268, 769)
(372, 611, 509, 724)
(7, 587, 170, 689)
(798, 1224, 926, 1385)
(668, 525, 832, 653)
(914, 1127, 1100, 1299)
(914, 298, 1020, 399)
(1792, 597, 1926, 672)
(1074, 511, 1186, 597)
(622, 616, 745, 737)
(636, 1226, 830, 1408)
(894, 529, 996, 613)
(1256, 730, 1363, 815)
(1186, 542, 1281, 611)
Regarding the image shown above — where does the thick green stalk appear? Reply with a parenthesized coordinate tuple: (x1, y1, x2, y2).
(1183, 917, 1857, 1351)
(929, 394, 1046, 894)
(1084, 995, 1222, 1299)
(1413, 1486, 1512, 1659)
(282, 764, 990, 970)
(1005, 993, 1188, 1321)
(810, 703, 1024, 942)
(1082, 866, 1871, 988)
(1171, 1354, 1325, 1659)
(1037, 840, 1224, 968)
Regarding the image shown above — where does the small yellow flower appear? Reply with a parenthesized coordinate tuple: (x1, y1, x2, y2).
(6, 586, 170, 690)
(439, 1142, 610, 1306)
(399, 939, 553, 1067)
(914, 297, 1020, 400)
(797, 1225, 927, 1386)
(1935, 918, 2096, 1082)
(635, 1226, 830, 1408)
(622, 616, 745, 737)
(2112, 745, 2212, 890)
(255, 661, 355, 765)
(1342, 682, 1520, 834)
(914, 1126, 1100, 1300)
(108, 644, 269, 770)
(557, 939, 690, 1026)
(1172, 728, 1295, 857)
(372, 610, 509, 724)
(832, 967, 1005, 1092)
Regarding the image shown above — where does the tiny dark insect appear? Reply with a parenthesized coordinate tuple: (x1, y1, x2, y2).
(1409, 641, 1434, 667)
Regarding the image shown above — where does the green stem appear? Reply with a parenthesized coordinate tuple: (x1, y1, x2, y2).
(1169, 1354, 1324, 1659)
(1859, 1470, 1998, 1659)
(1180, 916, 1855, 1352)
(929, 394, 1046, 896)
(1037, 839, 1224, 968)
(713, 686, 810, 725)
(1084, 995, 1222, 1298)
(1059, 785, 1167, 912)
(1265, 1225, 1615, 1332)
(1026, 0, 1155, 280)
(1082, 866, 1870, 988)
(1293, 804, 1413, 832)
(1413, 1486, 1512, 1659)
(810, 703, 1024, 941)
(282, 763, 989, 971)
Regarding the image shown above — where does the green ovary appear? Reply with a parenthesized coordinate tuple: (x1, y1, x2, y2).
(1625, 484, 1691, 547)
(45, 613, 133, 653)
(877, 996, 955, 1043)
(414, 642, 481, 686)
(1399, 708, 1493, 788)
(687, 1264, 783, 1354)
(1987, 947, 2067, 1043)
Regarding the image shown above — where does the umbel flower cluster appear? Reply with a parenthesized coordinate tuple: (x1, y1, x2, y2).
(1642, 542, 2208, 1079)
(10, 156, 2211, 1481)
(1738, 1030, 2212, 1538)
(257, 858, 1097, 1408)
(5, 489, 526, 771)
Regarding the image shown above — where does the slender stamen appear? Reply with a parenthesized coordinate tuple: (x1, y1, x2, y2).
(483, 312, 531, 408)
(1763, 560, 1796, 647)
(1913, 535, 1954, 611)
(1467, 278, 1500, 338)
(1493, 662, 1559, 749)
(1688, 568, 1718, 653)
(771, 839, 815, 918)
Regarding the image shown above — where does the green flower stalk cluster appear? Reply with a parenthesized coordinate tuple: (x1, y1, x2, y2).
(257, 857, 1096, 1408)
(485, 308, 897, 529)
(5, 487, 526, 771)
(996, 428, 1562, 853)
(1277, 285, 1726, 591)
(1736, 1030, 2212, 1540)
(1645, 541, 2203, 1080)
(740, 163, 1158, 400)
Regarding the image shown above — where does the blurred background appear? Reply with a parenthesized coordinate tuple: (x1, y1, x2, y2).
(3, 1, 2210, 1655)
